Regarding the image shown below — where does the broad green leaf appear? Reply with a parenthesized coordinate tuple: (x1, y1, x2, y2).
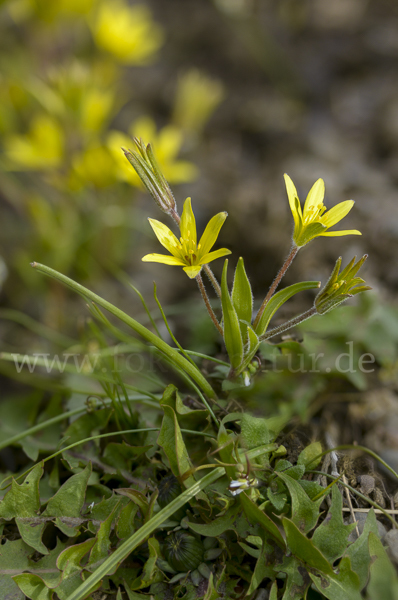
(277, 471, 323, 533)
(56, 538, 98, 600)
(279, 555, 311, 600)
(103, 442, 152, 472)
(310, 556, 362, 600)
(0, 463, 47, 554)
(312, 486, 356, 563)
(240, 413, 281, 449)
(255, 281, 320, 336)
(297, 441, 323, 470)
(283, 517, 333, 574)
(188, 503, 241, 537)
(116, 502, 139, 539)
(42, 464, 92, 536)
(367, 532, 398, 600)
(0, 539, 32, 600)
(240, 491, 285, 548)
(221, 260, 244, 369)
(232, 257, 253, 342)
(344, 508, 379, 589)
(115, 489, 148, 517)
(12, 573, 53, 600)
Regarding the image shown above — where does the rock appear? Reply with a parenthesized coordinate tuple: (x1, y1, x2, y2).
(346, 512, 387, 542)
(385, 529, 398, 564)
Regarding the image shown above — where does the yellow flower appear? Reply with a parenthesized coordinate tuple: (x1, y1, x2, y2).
(142, 198, 231, 278)
(284, 174, 361, 247)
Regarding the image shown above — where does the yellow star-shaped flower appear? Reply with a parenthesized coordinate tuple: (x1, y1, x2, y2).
(284, 174, 361, 248)
(142, 198, 231, 278)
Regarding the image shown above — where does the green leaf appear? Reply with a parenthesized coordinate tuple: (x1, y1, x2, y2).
(12, 574, 54, 600)
(235, 325, 260, 376)
(130, 538, 162, 590)
(0, 463, 47, 554)
(0, 539, 32, 600)
(239, 491, 285, 548)
(231, 257, 253, 342)
(312, 486, 356, 563)
(157, 389, 195, 487)
(32, 262, 217, 399)
(116, 502, 139, 540)
(240, 413, 283, 450)
(367, 532, 398, 600)
(255, 281, 320, 336)
(246, 536, 276, 595)
(42, 463, 92, 536)
(310, 556, 362, 600)
(283, 517, 333, 574)
(103, 442, 152, 472)
(277, 471, 323, 533)
(188, 504, 241, 537)
(269, 581, 278, 600)
(56, 538, 98, 600)
(87, 501, 121, 571)
(297, 441, 323, 470)
(221, 259, 244, 369)
(279, 555, 311, 600)
(344, 509, 379, 589)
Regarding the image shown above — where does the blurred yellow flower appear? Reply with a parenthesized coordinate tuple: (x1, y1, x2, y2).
(4, 114, 64, 170)
(71, 144, 116, 189)
(173, 69, 225, 135)
(284, 174, 361, 248)
(108, 116, 198, 186)
(142, 197, 231, 279)
(91, 0, 164, 64)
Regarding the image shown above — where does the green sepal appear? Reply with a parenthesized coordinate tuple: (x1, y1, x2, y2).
(221, 260, 244, 369)
(255, 281, 320, 336)
(232, 257, 253, 343)
(295, 221, 327, 247)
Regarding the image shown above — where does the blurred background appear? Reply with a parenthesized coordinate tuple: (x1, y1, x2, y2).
(0, 0, 398, 423)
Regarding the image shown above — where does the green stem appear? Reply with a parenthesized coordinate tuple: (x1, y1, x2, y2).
(259, 306, 317, 341)
(203, 264, 221, 298)
(196, 273, 223, 335)
(253, 245, 299, 329)
(31, 263, 217, 400)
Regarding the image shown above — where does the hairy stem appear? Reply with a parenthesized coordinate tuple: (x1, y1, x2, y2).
(203, 264, 221, 298)
(196, 273, 223, 335)
(259, 306, 317, 341)
(254, 245, 299, 329)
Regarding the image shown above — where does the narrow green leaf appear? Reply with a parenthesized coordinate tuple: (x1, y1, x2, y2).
(283, 517, 333, 574)
(87, 502, 121, 571)
(221, 260, 244, 369)
(239, 491, 285, 548)
(367, 532, 398, 600)
(232, 257, 253, 342)
(31, 263, 217, 399)
(255, 280, 320, 336)
(235, 325, 260, 376)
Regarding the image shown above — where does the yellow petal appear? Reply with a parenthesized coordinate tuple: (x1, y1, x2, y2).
(198, 211, 228, 257)
(147, 218, 181, 255)
(303, 178, 325, 216)
(183, 265, 202, 278)
(321, 200, 354, 228)
(199, 248, 232, 265)
(284, 174, 302, 227)
(180, 197, 197, 246)
(320, 229, 362, 237)
(142, 253, 186, 265)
